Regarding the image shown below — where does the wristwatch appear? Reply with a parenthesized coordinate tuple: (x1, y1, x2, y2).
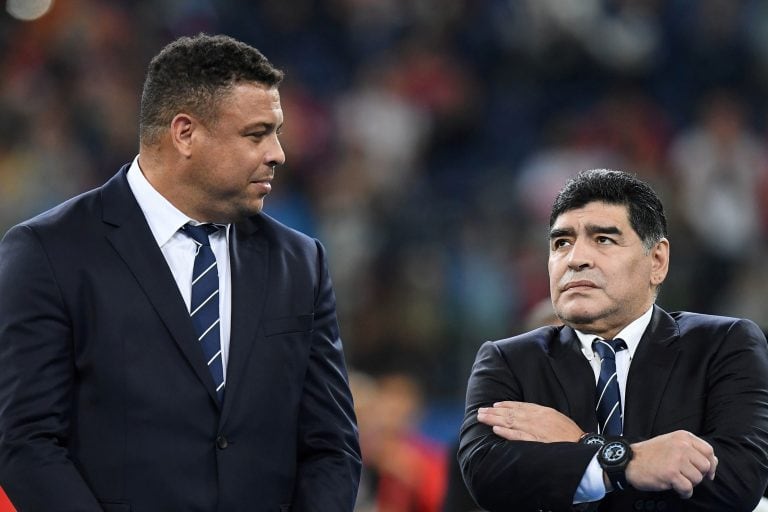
(579, 432, 606, 447)
(597, 438, 633, 491)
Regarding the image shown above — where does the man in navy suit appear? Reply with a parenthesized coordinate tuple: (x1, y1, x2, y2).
(0, 34, 360, 511)
(460, 169, 768, 511)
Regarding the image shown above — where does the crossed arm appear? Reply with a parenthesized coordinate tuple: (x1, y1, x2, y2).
(461, 320, 768, 511)
(477, 402, 718, 498)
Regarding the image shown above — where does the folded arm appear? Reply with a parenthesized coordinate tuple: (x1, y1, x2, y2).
(459, 341, 599, 512)
(475, 319, 768, 510)
(479, 402, 718, 499)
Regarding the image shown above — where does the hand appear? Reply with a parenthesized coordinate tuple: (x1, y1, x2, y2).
(476, 401, 584, 443)
(626, 430, 718, 499)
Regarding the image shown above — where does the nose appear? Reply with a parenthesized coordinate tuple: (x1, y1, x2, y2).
(267, 134, 286, 169)
(566, 238, 593, 271)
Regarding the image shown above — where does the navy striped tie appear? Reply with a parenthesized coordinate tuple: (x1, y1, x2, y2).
(593, 338, 627, 436)
(182, 224, 225, 402)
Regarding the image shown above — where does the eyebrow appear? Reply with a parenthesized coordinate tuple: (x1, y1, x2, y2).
(549, 224, 623, 239)
(549, 227, 575, 239)
(241, 121, 283, 133)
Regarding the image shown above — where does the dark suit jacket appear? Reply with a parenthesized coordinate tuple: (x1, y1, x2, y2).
(459, 306, 768, 511)
(0, 166, 361, 511)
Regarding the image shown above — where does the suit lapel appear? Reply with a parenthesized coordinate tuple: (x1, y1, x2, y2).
(549, 327, 599, 433)
(623, 306, 680, 438)
(101, 167, 222, 406)
(221, 217, 269, 421)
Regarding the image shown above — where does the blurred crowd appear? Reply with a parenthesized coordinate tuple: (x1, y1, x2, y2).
(4, 1, 768, 509)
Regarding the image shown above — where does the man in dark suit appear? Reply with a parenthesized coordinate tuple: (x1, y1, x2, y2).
(459, 169, 768, 511)
(0, 34, 361, 511)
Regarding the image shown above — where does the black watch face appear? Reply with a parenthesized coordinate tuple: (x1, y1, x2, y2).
(602, 441, 628, 464)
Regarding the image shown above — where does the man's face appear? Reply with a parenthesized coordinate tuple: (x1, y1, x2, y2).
(548, 201, 669, 339)
(186, 82, 285, 223)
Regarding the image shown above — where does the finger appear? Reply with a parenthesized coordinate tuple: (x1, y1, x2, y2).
(687, 451, 712, 480)
(688, 434, 715, 458)
(702, 449, 717, 480)
(708, 455, 718, 480)
(494, 401, 542, 422)
(670, 473, 695, 499)
(495, 401, 542, 416)
(477, 406, 513, 420)
(492, 425, 536, 441)
(688, 438, 718, 479)
(477, 406, 511, 417)
(477, 408, 513, 428)
(496, 402, 541, 425)
(678, 461, 706, 488)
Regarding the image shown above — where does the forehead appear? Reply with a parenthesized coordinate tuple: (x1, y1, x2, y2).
(551, 201, 631, 229)
(216, 82, 283, 121)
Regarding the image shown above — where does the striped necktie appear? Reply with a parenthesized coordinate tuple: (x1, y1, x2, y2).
(592, 338, 627, 436)
(182, 223, 225, 402)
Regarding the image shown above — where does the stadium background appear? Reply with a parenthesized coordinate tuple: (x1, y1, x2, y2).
(3, 0, 768, 510)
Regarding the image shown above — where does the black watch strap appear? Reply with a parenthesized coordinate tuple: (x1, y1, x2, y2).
(605, 464, 630, 491)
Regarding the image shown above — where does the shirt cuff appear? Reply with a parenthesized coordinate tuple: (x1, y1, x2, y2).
(573, 453, 607, 504)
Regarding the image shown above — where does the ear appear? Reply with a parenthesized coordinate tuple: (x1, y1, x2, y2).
(650, 237, 670, 287)
(169, 113, 196, 158)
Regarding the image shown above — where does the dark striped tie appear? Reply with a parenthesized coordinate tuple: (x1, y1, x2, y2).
(592, 338, 627, 436)
(182, 223, 225, 402)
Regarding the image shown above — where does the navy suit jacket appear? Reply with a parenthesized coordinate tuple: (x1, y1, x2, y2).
(459, 306, 768, 511)
(0, 166, 361, 511)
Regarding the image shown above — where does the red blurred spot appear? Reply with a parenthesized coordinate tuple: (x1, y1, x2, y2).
(0, 487, 15, 512)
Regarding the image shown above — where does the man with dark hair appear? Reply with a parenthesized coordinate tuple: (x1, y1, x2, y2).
(459, 169, 768, 511)
(0, 34, 361, 511)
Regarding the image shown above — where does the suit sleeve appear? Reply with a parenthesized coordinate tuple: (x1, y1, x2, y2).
(459, 341, 600, 512)
(0, 225, 102, 510)
(291, 240, 362, 511)
(687, 318, 768, 510)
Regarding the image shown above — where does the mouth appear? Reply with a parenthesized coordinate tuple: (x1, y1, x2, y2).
(562, 280, 598, 291)
(249, 177, 272, 194)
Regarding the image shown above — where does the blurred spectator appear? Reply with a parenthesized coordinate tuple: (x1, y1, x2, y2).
(669, 90, 768, 313)
(352, 370, 447, 512)
(441, 437, 482, 512)
(335, 58, 431, 202)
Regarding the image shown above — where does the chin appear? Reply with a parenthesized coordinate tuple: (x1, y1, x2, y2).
(555, 306, 601, 327)
(236, 199, 265, 217)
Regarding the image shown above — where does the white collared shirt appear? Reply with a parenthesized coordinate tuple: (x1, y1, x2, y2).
(573, 306, 654, 503)
(126, 156, 231, 379)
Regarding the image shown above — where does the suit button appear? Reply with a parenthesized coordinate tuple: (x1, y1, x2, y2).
(645, 500, 656, 510)
(634, 501, 644, 510)
(656, 501, 667, 511)
(216, 435, 228, 449)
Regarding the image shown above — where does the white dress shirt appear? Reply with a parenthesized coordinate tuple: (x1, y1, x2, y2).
(126, 156, 232, 379)
(572, 306, 654, 503)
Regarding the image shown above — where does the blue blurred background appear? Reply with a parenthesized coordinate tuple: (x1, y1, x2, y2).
(3, 1, 768, 509)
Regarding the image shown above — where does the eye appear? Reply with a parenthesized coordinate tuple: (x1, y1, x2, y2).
(552, 238, 571, 250)
(596, 236, 615, 245)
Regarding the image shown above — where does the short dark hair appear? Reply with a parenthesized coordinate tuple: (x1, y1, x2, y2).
(549, 169, 667, 250)
(139, 33, 284, 145)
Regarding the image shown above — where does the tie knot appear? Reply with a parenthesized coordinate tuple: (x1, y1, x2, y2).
(182, 223, 219, 246)
(592, 338, 627, 360)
